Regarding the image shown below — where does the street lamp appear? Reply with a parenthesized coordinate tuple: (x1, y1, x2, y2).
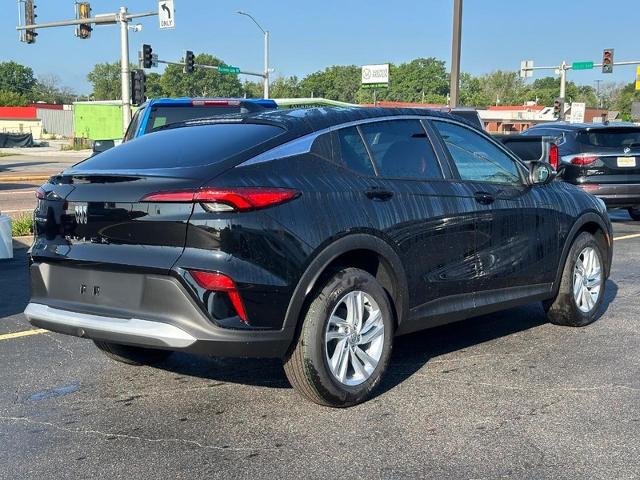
(236, 11, 269, 99)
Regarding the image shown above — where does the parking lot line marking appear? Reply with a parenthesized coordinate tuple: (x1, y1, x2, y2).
(613, 233, 640, 241)
(0, 329, 48, 341)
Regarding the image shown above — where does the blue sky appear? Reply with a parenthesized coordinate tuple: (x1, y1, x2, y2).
(3, 0, 640, 94)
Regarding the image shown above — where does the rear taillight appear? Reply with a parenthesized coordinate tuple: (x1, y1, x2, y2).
(35, 187, 45, 199)
(189, 270, 248, 323)
(571, 155, 598, 166)
(141, 187, 300, 212)
(548, 143, 559, 170)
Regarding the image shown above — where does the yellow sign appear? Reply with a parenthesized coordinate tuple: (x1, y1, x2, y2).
(636, 66, 640, 91)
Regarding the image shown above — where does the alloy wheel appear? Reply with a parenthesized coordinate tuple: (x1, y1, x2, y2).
(572, 246, 602, 313)
(324, 290, 385, 386)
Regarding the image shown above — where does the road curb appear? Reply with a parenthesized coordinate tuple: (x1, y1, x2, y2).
(0, 175, 52, 183)
(12, 236, 33, 250)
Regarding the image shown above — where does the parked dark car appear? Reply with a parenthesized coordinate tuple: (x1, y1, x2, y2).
(26, 108, 613, 407)
(523, 122, 640, 220)
(494, 133, 559, 168)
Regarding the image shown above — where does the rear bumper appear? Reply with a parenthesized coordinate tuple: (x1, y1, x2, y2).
(26, 262, 295, 358)
(576, 183, 640, 207)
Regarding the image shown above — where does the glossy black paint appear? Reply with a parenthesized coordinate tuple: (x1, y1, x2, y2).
(524, 122, 640, 208)
(29, 108, 613, 358)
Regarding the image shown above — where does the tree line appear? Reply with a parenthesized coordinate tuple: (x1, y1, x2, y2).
(2, 56, 640, 119)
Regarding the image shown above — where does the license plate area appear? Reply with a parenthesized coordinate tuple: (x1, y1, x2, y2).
(42, 263, 145, 309)
(617, 156, 636, 167)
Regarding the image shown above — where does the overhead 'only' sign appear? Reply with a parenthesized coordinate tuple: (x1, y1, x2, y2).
(158, 0, 175, 30)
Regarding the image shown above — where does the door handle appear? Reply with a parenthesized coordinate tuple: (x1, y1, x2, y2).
(365, 188, 394, 201)
(474, 191, 495, 205)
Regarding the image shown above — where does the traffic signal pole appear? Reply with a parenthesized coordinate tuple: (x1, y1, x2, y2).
(521, 57, 640, 121)
(16, 6, 157, 134)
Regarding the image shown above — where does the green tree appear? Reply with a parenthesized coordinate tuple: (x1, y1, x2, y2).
(243, 80, 263, 98)
(0, 90, 29, 106)
(299, 65, 361, 102)
(87, 62, 122, 100)
(387, 58, 449, 103)
(612, 82, 640, 120)
(476, 70, 525, 105)
(523, 76, 598, 107)
(270, 76, 301, 98)
(160, 53, 243, 97)
(459, 72, 491, 107)
(33, 74, 76, 104)
(145, 72, 164, 98)
(0, 61, 37, 99)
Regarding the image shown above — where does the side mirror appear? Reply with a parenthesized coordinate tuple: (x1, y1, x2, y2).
(92, 139, 115, 155)
(529, 161, 556, 185)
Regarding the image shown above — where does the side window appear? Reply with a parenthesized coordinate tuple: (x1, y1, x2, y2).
(433, 121, 521, 184)
(123, 109, 143, 142)
(359, 120, 443, 179)
(335, 127, 376, 176)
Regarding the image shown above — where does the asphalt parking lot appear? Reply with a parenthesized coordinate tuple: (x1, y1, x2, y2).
(0, 212, 639, 480)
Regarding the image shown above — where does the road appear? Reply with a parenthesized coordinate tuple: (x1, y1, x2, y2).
(0, 150, 88, 218)
(0, 214, 639, 479)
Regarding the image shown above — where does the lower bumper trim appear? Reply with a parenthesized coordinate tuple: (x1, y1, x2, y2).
(24, 303, 197, 349)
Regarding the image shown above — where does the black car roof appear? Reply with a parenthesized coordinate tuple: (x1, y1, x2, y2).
(169, 106, 472, 138)
(247, 107, 462, 135)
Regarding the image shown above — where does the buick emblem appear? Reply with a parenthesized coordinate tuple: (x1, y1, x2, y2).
(624, 146, 631, 154)
(74, 204, 88, 224)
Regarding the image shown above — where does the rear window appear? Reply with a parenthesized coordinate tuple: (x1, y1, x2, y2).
(145, 106, 250, 133)
(577, 128, 640, 149)
(74, 123, 284, 170)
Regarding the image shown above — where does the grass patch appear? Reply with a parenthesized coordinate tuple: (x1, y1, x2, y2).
(0, 152, 17, 158)
(11, 214, 33, 237)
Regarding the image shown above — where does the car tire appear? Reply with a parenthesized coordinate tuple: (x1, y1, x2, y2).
(628, 207, 640, 221)
(544, 232, 606, 327)
(283, 268, 394, 407)
(93, 340, 173, 366)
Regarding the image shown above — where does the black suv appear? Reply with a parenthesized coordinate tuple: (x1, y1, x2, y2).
(26, 108, 612, 407)
(523, 122, 640, 220)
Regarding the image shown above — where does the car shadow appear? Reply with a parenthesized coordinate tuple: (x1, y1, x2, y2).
(158, 280, 620, 395)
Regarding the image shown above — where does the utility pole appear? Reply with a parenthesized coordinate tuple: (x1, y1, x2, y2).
(594, 79, 603, 108)
(118, 7, 131, 131)
(237, 11, 270, 98)
(449, 0, 463, 107)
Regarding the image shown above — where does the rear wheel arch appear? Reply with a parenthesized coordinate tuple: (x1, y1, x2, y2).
(283, 234, 408, 346)
(554, 213, 611, 294)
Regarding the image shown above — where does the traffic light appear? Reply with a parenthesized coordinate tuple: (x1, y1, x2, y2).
(141, 44, 153, 69)
(76, 2, 92, 39)
(184, 51, 195, 74)
(602, 49, 614, 74)
(553, 97, 564, 119)
(131, 69, 146, 105)
(24, 0, 37, 44)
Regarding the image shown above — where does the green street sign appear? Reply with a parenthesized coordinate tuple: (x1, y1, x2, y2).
(361, 83, 389, 89)
(218, 65, 240, 74)
(572, 61, 594, 70)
